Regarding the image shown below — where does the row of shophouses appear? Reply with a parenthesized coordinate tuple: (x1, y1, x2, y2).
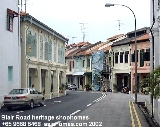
(66, 27, 150, 93)
(0, 1, 150, 104)
(0, 0, 68, 103)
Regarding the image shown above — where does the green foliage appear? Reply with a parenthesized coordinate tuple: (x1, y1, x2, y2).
(84, 84, 91, 90)
(140, 66, 160, 99)
(113, 84, 118, 91)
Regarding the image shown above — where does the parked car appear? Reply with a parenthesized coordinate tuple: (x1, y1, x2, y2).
(3, 88, 45, 110)
(68, 84, 78, 90)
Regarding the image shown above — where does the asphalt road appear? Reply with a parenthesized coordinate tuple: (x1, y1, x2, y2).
(0, 90, 104, 127)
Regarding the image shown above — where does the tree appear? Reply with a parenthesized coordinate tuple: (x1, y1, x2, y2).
(140, 66, 160, 99)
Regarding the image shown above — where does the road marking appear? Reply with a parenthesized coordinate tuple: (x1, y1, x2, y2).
(54, 101, 61, 102)
(17, 111, 24, 113)
(44, 105, 46, 106)
(93, 93, 106, 102)
(70, 110, 81, 116)
(87, 103, 92, 107)
(132, 101, 142, 127)
(48, 121, 61, 127)
(129, 101, 135, 127)
(131, 96, 135, 100)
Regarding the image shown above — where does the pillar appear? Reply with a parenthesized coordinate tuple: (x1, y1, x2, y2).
(34, 68, 41, 92)
(44, 70, 51, 99)
(53, 69, 59, 97)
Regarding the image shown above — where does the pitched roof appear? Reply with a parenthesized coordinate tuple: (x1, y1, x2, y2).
(131, 33, 149, 42)
(20, 11, 68, 42)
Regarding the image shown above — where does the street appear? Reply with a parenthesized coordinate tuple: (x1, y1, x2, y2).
(0, 90, 150, 127)
(0, 90, 104, 127)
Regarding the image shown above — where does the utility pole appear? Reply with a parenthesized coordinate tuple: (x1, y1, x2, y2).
(79, 23, 88, 42)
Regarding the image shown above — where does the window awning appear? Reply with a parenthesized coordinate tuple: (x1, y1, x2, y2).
(73, 72, 84, 76)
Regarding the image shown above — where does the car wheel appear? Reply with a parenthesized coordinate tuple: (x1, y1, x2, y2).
(40, 98, 45, 106)
(29, 100, 34, 109)
(7, 107, 12, 111)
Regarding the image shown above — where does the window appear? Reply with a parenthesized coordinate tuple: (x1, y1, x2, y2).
(115, 52, 119, 63)
(120, 52, 124, 63)
(40, 36, 43, 59)
(109, 57, 111, 65)
(54, 42, 56, 62)
(8, 66, 13, 82)
(144, 48, 150, 61)
(131, 50, 138, 62)
(140, 49, 144, 67)
(72, 61, 74, 68)
(45, 41, 48, 60)
(87, 58, 90, 67)
(48, 40, 52, 60)
(83, 60, 85, 67)
(58, 44, 60, 63)
(125, 51, 129, 63)
(7, 8, 18, 32)
(69, 61, 72, 71)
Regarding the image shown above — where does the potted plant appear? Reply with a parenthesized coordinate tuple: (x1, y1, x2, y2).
(113, 84, 118, 93)
(84, 84, 91, 91)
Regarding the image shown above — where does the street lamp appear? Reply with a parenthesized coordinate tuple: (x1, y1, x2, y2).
(105, 3, 138, 103)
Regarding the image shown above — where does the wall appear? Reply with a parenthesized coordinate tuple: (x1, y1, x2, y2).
(0, 0, 21, 102)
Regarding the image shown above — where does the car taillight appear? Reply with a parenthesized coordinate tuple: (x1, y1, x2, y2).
(17, 96, 27, 99)
(4, 97, 11, 99)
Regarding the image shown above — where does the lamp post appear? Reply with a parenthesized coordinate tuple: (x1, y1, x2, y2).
(105, 3, 138, 103)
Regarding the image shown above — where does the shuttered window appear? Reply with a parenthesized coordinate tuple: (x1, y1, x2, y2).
(120, 52, 124, 63)
(140, 49, 144, 67)
(48, 41, 52, 60)
(40, 36, 43, 59)
(125, 51, 129, 63)
(45, 41, 48, 60)
(144, 48, 150, 61)
(54, 42, 56, 62)
(115, 52, 119, 63)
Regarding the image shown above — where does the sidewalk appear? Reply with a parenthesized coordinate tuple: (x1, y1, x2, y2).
(66, 92, 150, 127)
(0, 101, 3, 109)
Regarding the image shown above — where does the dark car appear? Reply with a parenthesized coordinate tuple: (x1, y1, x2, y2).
(68, 84, 78, 90)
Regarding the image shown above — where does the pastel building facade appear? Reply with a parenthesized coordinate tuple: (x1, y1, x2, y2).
(20, 13, 68, 99)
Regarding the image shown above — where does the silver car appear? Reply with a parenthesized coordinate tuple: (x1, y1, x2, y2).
(3, 88, 45, 110)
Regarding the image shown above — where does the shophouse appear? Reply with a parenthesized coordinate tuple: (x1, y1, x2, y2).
(20, 12, 68, 99)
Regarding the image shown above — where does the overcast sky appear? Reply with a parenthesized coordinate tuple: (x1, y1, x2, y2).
(22, 0, 150, 44)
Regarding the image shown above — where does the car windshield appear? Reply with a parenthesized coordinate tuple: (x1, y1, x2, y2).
(9, 89, 28, 94)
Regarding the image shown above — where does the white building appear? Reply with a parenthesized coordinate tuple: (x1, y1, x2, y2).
(0, 0, 21, 105)
(150, 0, 160, 123)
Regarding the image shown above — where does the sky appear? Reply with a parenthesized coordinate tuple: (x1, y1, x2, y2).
(21, 0, 150, 44)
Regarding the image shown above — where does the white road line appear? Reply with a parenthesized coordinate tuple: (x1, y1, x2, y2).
(131, 96, 135, 100)
(17, 111, 24, 113)
(54, 101, 61, 102)
(44, 105, 46, 106)
(86, 103, 92, 107)
(48, 121, 61, 127)
(70, 110, 81, 116)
